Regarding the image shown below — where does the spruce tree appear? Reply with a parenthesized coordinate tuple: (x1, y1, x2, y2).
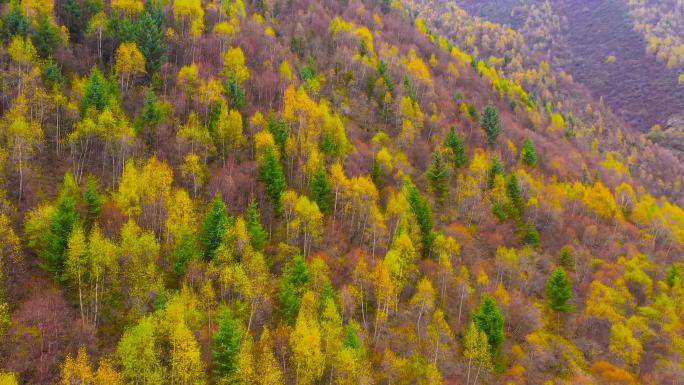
(444, 126, 468, 167)
(199, 194, 228, 261)
(213, 307, 243, 377)
(83, 177, 101, 229)
(246, 197, 268, 251)
(506, 172, 523, 220)
(135, 0, 167, 74)
(173, 231, 196, 277)
(371, 153, 383, 187)
(309, 165, 332, 214)
(405, 180, 435, 258)
(487, 157, 504, 189)
(259, 145, 287, 214)
(546, 267, 573, 313)
(141, 91, 162, 128)
(41, 194, 79, 274)
(426, 150, 449, 202)
(481, 103, 501, 145)
(279, 255, 310, 325)
(521, 136, 538, 168)
(665, 264, 681, 289)
(472, 294, 505, 361)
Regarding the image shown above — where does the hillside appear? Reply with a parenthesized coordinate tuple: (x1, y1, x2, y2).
(0, 0, 683, 384)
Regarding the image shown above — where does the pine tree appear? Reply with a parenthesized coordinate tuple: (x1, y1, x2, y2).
(487, 157, 504, 189)
(558, 245, 575, 272)
(173, 231, 196, 277)
(247, 197, 268, 251)
(83, 177, 102, 230)
(134, 0, 167, 74)
(279, 255, 310, 324)
(199, 194, 228, 261)
(259, 145, 287, 214)
(444, 126, 468, 167)
(81, 68, 112, 113)
(472, 294, 504, 361)
(546, 267, 573, 313)
(426, 151, 449, 203)
(140, 90, 162, 129)
(213, 307, 244, 377)
(405, 180, 435, 258)
(506, 172, 523, 220)
(41, 193, 79, 274)
(481, 103, 501, 146)
(521, 136, 538, 168)
(309, 165, 332, 214)
(371, 153, 383, 187)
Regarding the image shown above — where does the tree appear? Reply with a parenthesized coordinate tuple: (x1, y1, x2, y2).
(116, 316, 164, 385)
(259, 145, 287, 214)
(83, 177, 102, 229)
(279, 255, 310, 324)
(41, 187, 79, 274)
(199, 194, 228, 261)
(405, 180, 434, 258)
(115, 41, 146, 95)
(426, 150, 449, 203)
(247, 197, 268, 251)
(32, 15, 61, 58)
(309, 165, 332, 214)
(213, 307, 243, 378)
(463, 322, 491, 385)
(233, 334, 255, 385)
(290, 291, 325, 385)
(558, 245, 575, 272)
(609, 322, 643, 367)
(1, 94, 44, 201)
(444, 126, 468, 167)
(135, 0, 167, 74)
(61, 346, 94, 384)
(64, 225, 89, 323)
(506, 172, 523, 221)
(81, 68, 114, 113)
(521, 136, 537, 168)
(472, 294, 504, 362)
(256, 327, 284, 385)
(213, 103, 245, 163)
(223, 46, 251, 84)
(481, 103, 501, 145)
(170, 321, 206, 385)
(546, 267, 573, 313)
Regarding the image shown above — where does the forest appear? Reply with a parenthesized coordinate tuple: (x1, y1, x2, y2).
(0, 0, 683, 384)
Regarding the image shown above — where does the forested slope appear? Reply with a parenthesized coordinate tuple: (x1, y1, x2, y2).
(0, 0, 683, 384)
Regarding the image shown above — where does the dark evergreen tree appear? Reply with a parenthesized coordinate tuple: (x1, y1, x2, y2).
(521, 136, 538, 168)
(481, 103, 501, 145)
(267, 113, 288, 151)
(309, 165, 332, 214)
(141, 90, 162, 128)
(426, 150, 449, 202)
(405, 180, 434, 258)
(487, 157, 504, 189)
(213, 306, 243, 377)
(41, 58, 63, 87)
(135, 0, 167, 74)
(33, 15, 61, 58)
(41, 194, 79, 274)
(319, 128, 337, 156)
(546, 267, 573, 313)
(173, 231, 196, 277)
(1, 2, 29, 39)
(279, 255, 310, 324)
(506, 172, 523, 220)
(371, 153, 382, 187)
(199, 194, 228, 261)
(444, 126, 468, 168)
(83, 177, 101, 229)
(246, 197, 268, 251)
(259, 145, 287, 214)
(81, 68, 112, 112)
(472, 294, 505, 360)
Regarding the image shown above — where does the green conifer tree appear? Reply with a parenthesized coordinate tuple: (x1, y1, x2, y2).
(279, 255, 310, 325)
(259, 145, 287, 214)
(310, 165, 332, 214)
(481, 103, 501, 146)
(444, 126, 468, 167)
(199, 194, 228, 261)
(405, 180, 435, 258)
(213, 307, 244, 378)
(472, 294, 504, 362)
(546, 267, 573, 313)
(247, 196, 268, 251)
(426, 150, 449, 203)
(521, 136, 538, 168)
